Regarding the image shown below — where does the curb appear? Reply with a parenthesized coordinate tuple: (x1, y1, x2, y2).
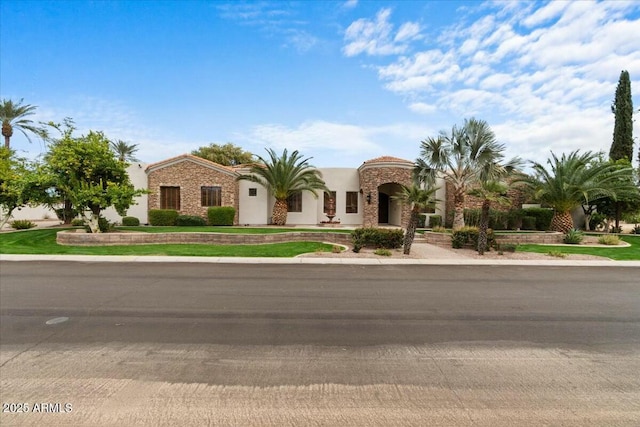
(2, 254, 640, 267)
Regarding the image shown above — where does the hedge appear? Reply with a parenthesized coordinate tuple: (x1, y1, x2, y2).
(351, 227, 403, 252)
(148, 209, 179, 226)
(428, 215, 442, 228)
(207, 206, 235, 226)
(122, 216, 140, 226)
(521, 207, 553, 231)
(176, 215, 207, 226)
(451, 226, 494, 250)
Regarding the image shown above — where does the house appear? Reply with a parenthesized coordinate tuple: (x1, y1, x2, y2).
(144, 154, 448, 227)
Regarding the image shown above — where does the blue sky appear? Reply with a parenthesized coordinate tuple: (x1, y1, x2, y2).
(2, 0, 639, 168)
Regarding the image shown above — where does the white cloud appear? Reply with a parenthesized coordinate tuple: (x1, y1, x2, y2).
(343, 8, 421, 57)
(344, 1, 640, 165)
(343, 0, 358, 10)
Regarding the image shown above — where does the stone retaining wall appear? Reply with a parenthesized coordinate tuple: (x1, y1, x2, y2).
(57, 230, 352, 246)
(421, 231, 563, 247)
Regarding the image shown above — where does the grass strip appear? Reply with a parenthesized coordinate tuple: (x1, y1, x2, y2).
(517, 235, 640, 261)
(0, 229, 336, 257)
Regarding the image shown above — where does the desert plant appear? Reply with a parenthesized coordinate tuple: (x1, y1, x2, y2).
(563, 229, 584, 244)
(70, 218, 85, 226)
(547, 250, 567, 258)
(207, 206, 235, 226)
(598, 235, 621, 245)
(10, 219, 36, 229)
(148, 209, 179, 226)
(176, 215, 207, 226)
(374, 248, 392, 256)
(631, 225, 640, 234)
(432, 226, 448, 233)
(331, 245, 343, 253)
(121, 216, 140, 226)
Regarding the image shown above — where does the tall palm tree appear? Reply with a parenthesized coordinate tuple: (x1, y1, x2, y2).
(415, 118, 508, 229)
(523, 151, 635, 233)
(236, 148, 329, 226)
(393, 184, 439, 255)
(1, 98, 47, 149)
(110, 140, 139, 162)
(467, 180, 511, 255)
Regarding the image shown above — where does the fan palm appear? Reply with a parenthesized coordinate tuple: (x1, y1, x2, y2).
(236, 148, 329, 225)
(1, 98, 47, 149)
(110, 140, 139, 162)
(393, 184, 439, 255)
(523, 151, 635, 233)
(415, 118, 508, 229)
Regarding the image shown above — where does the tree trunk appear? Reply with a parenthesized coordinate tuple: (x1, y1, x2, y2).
(615, 202, 622, 230)
(271, 199, 288, 226)
(550, 210, 574, 233)
(85, 206, 102, 233)
(452, 189, 465, 229)
(477, 200, 491, 255)
(63, 199, 74, 224)
(4, 135, 9, 149)
(403, 208, 419, 255)
(0, 207, 15, 230)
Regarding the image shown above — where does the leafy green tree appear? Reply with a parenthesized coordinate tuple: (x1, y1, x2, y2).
(392, 184, 439, 255)
(415, 118, 511, 229)
(236, 148, 328, 226)
(522, 151, 635, 233)
(111, 140, 140, 163)
(1, 98, 48, 149)
(610, 70, 634, 162)
(468, 180, 511, 255)
(45, 128, 144, 233)
(592, 159, 640, 231)
(192, 143, 254, 166)
(0, 147, 52, 228)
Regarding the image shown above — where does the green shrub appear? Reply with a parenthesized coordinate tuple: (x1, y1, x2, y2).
(351, 227, 404, 250)
(521, 207, 553, 231)
(609, 225, 622, 234)
(463, 209, 481, 227)
(589, 212, 607, 231)
(417, 214, 426, 228)
(463, 208, 510, 230)
(71, 218, 85, 227)
(432, 226, 447, 233)
(122, 216, 140, 226)
(632, 225, 640, 235)
(149, 209, 179, 226)
(547, 250, 567, 258)
(176, 215, 207, 226)
(10, 220, 36, 230)
(207, 206, 235, 226)
(507, 209, 524, 230)
(495, 242, 518, 253)
(428, 215, 442, 228)
(563, 229, 584, 244)
(374, 248, 392, 256)
(521, 216, 537, 230)
(598, 235, 621, 245)
(451, 226, 494, 250)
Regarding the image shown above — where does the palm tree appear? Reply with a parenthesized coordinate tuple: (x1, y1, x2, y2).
(1, 98, 47, 149)
(110, 140, 139, 162)
(236, 148, 329, 225)
(467, 180, 511, 255)
(393, 184, 439, 255)
(523, 151, 635, 233)
(415, 118, 508, 229)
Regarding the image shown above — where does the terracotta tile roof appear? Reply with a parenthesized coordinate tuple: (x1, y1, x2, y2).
(146, 154, 237, 173)
(363, 156, 414, 165)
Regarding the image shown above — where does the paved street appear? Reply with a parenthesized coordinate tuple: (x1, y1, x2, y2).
(1, 261, 639, 425)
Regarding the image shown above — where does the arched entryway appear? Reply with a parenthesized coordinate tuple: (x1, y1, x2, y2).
(378, 183, 403, 225)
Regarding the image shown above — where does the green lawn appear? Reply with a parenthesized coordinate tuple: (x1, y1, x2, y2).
(117, 226, 353, 234)
(0, 229, 336, 257)
(517, 235, 640, 261)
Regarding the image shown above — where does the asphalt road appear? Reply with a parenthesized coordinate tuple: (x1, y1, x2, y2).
(1, 261, 639, 426)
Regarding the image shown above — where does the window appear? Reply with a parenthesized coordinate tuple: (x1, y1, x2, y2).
(201, 186, 222, 207)
(287, 191, 302, 212)
(248, 188, 257, 197)
(160, 186, 180, 210)
(346, 191, 358, 214)
(323, 191, 337, 214)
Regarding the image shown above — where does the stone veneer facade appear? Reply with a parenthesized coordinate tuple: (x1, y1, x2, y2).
(147, 155, 239, 224)
(358, 157, 414, 228)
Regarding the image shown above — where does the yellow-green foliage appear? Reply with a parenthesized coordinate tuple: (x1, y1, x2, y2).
(598, 235, 621, 245)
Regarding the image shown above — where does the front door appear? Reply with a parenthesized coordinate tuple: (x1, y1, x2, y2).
(378, 192, 389, 223)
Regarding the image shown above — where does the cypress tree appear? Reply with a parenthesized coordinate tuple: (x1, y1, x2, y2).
(609, 70, 633, 161)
